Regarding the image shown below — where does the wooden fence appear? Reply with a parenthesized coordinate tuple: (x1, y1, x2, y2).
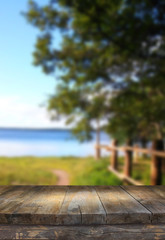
(95, 140, 165, 185)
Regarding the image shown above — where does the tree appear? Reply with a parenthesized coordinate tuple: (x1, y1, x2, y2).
(106, 78, 165, 143)
(48, 82, 109, 142)
(24, 0, 165, 146)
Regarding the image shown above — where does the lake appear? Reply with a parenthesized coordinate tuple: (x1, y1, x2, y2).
(0, 128, 110, 157)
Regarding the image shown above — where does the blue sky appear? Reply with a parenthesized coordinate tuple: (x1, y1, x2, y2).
(0, 0, 65, 128)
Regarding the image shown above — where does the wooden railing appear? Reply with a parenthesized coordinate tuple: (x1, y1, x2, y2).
(95, 140, 165, 185)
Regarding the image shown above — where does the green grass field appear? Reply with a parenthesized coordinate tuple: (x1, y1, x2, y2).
(0, 156, 122, 185)
(117, 155, 165, 185)
(0, 155, 163, 185)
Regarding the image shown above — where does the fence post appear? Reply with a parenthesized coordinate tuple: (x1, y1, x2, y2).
(111, 140, 118, 170)
(151, 140, 164, 185)
(124, 140, 133, 177)
(134, 144, 139, 163)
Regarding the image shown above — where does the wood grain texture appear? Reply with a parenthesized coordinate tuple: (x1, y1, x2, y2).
(12, 186, 68, 225)
(0, 186, 38, 224)
(0, 186, 11, 195)
(122, 186, 165, 223)
(0, 224, 165, 240)
(0, 186, 68, 225)
(0, 186, 165, 226)
(95, 186, 151, 224)
(59, 186, 106, 225)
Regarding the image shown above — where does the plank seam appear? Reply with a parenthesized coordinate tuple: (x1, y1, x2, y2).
(78, 205, 82, 224)
(120, 186, 153, 223)
(146, 186, 165, 223)
(94, 187, 107, 224)
(58, 186, 69, 215)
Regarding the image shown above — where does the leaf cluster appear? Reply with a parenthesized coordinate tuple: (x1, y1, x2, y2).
(24, 0, 165, 142)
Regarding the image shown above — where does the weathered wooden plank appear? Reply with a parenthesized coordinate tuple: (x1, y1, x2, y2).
(148, 186, 165, 198)
(0, 224, 165, 240)
(0, 186, 37, 213)
(0, 186, 11, 195)
(0, 186, 105, 226)
(59, 186, 106, 225)
(0, 186, 28, 201)
(95, 186, 151, 224)
(108, 166, 143, 185)
(98, 144, 165, 158)
(0, 186, 165, 227)
(122, 186, 165, 223)
(0, 186, 68, 225)
(0, 186, 42, 224)
(9, 186, 67, 225)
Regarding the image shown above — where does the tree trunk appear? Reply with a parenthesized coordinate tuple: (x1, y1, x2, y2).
(95, 120, 101, 160)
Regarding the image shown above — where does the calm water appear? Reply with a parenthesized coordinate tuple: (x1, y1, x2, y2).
(0, 128, 110, 157)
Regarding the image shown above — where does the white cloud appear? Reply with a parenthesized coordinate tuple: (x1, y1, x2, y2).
(0, 95, 66, 128)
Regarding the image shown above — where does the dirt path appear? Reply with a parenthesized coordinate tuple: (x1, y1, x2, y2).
(52, 169, 69, 185)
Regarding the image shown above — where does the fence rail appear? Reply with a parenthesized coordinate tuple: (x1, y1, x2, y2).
(95, 140, 165, 185)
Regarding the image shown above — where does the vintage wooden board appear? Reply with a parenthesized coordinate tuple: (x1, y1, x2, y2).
(95, 186, 150, 224)
(0, 224, 165, 240)
(59, 186, 106, 225)
(0, 186, 164, 226)
(122, 186, 165, 223)
(0, 186, 68, 225)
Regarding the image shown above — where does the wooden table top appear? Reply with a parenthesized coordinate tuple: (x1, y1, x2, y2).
(0, 185, 165, 226)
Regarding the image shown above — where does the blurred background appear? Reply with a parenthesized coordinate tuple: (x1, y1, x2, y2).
(0, 0, 165, 185)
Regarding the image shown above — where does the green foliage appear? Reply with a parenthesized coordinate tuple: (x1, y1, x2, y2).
(107, 78, 165, 142)
(24, 0, 165, 142)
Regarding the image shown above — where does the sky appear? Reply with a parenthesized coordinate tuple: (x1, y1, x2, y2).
(0, 0, 66, 128)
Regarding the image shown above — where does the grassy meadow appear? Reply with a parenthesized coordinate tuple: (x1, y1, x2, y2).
(0, 155, 163, 185)
(0, 156, 122, 185)
(116, 155, 165, 185)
